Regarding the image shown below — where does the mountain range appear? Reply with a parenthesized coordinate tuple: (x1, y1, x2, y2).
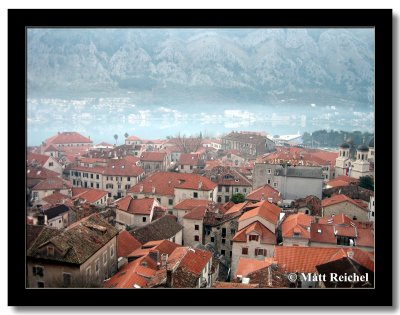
(27, 28, 374, 105)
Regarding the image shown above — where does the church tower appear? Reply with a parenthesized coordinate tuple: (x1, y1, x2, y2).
(351, 141, 372, 179)
(335, 141, 350, 177)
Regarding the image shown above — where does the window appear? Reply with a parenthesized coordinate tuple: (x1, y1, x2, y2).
(273, 182, 278, 188)
(217, 196, 222, 203)
(194, 235, 199, 242)
(211, 237, 215, 242)
(47, 246, 54, 256)
(37, 281, 45, 288)
(90, 183, 93, 188)
(125, 184, 131, 190)
(231, 229, 236, 235)
(103, 252, 107, 265)
(243, 188, 247, 193)
(267, 179, 271, 184)
(218, 186, 222, 192)
(96, 183, 99, 189)
(225, 196, 229, 203)
(142, 217, 147, 222)
(255, 248, 267, 256)
(230, 251, 232, 258)
(95, 259, 100, 273)
(193, 192, 198, 198)
(222, 239, 226, 244)
(181, 165, 184, 169)
(90, 174, 93, 179)
(118, 184, 121, 189)
(49, 162, 54, 167)
(225, 186, 229, 193)
(221, 250, 225, 255)
(190, 165, 193, 170)
(110, 245, 114, 258)
(96, 174, 99, 179)
(33, 266, 44, 277)
(249, 235, 259, 241)
(222, 228, 226, 237)
(63, 273, 71, 287)
(372, 212, 375, 217)
(168, 199, 173, 205)
(86, 267, 91, 279)
(242, 248, 248, 255)
(133, 195, 138, 199)
(127, 177, 131, 182)
(195, 225, 199, 230)
(157, 198, 161, 203)
(267, 169, 271, 174)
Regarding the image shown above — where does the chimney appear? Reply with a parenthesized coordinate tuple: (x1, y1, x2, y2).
(347, 250, 354, 259)
(161, 253, 168, 268)
(166, 270, 173, 288)
(267, 197, 273, 203)
(152, 186, 156, 194)
(139, 185, 143, 193)
(198, 181, 203, 190)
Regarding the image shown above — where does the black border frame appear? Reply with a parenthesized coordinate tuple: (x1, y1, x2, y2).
(9, 9, 392, 306)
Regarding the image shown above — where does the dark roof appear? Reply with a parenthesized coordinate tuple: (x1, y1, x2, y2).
(44, 204, 70, 220)
(26, 225, 46, 249)
(129, 215, 183, 244)
(357, 144, 369, 152)
(27, 214, 118, 265)
(339, 142, 350, 149)
(368, 137, 374, 148)
(316, 257, 374, 288)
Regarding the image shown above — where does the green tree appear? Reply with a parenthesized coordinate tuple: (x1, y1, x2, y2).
(359, 176, 374, 191)
(113, 134, 118, 145)
(231, 193, 245, 204)
(124, 132, 129, 138)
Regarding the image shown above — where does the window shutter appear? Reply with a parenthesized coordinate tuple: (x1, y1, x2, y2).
(255, 248, 258, 255)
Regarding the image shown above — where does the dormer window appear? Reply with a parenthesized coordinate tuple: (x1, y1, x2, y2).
(249, 235, 259, 242)
(47, 246, 54, 256)
(293, 232, 300, 238)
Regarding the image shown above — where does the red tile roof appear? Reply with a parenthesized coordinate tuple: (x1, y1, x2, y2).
(42, 192, 70, 205)
(179, 153, 201, 166)
(203, 166, 252, 187)
(281, 213, 314, 239)
(246, 184, 281, 203)
(274, 246, 341, 273)
(177, 248, 212, 275)
(44, 132, 92, 145)
(32, 178, 72, 191)
(77, 189, 108, 204)
(115, 196, 156, 215)
(103, 256, 155, 288)
(325, 248, 374, 272)
(224, 202, 249, 215)
(44, 144, 59, 152)
(182, 206, 207, 220)
(126, 135, 141, 141)
(321, 194, 368, 211)
(128, 172, 217, 196)
(233, 221, 276, 244)
(238, 200, 281, 225)
(212, 282, 258, 288)
(117, 231, 142, 258)
(236, 257, 274, 278)
(27, 153, 51, 166)
(140, 151, 166, 162)
(174, 199, 211, 210)
(326, 175, 359, 188)
(335, 226, 358, 238)
(27, 166, 60, 180)
(355, 228, 374, 248)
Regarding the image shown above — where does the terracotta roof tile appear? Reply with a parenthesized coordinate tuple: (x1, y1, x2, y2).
(140, 152, 166, 162)
(182, 206, 207, 220)
(321, 194, 368, 211)
(246, 184, 281, 203)
(238, 200, 281, 225)
(27, 166, 60, 180)
(126, 135, 141, 141)
(179, 153, 201, 166)
(174, 199, 211, 210)
(117, 231, 142, 258)
(236, 257, 274, 278)
(212, 281, 258, 288)
(115, 196, 155, 215)
(224, 202, 249, 215)
(274, 246, 341, 273)
(233, 221, 276, 244)
(27, 153, 52, 166)
(32, 178, 72, 191)
(128, 172, 217, 196)
(177, 248, 212, 275)
(44, 132, 92, 145)
(281, 213, 314, 239)
(72, 188, 108, 204)
(42, 192, 70, 205)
